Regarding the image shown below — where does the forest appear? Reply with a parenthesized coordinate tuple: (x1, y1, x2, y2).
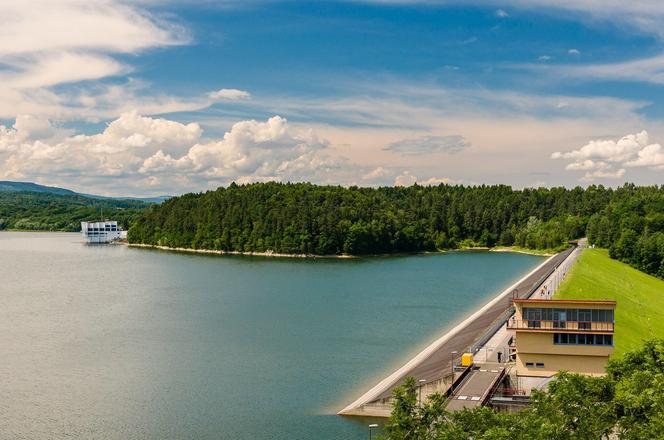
(0, 191, 147, 231)
(127, 182, 664, 278)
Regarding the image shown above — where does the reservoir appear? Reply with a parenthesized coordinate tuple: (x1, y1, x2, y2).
(0, 232, 543, 439)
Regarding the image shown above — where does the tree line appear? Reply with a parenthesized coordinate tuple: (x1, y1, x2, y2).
(128, 182, 664, 274)
(382, 338, 664, 440)
(0, 191, 146, 232)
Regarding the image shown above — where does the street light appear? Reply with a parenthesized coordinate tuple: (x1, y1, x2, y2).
(450, 350, 458, 394)
(418, 378, 426, 405)
(369, 423, 379, 440)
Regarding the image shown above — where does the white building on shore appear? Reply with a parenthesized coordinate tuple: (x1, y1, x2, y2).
(81, 221, 127, 244)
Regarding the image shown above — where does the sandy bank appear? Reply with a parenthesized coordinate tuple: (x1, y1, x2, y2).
(127, 243, 356, 259)
(127, 242, 554, 259)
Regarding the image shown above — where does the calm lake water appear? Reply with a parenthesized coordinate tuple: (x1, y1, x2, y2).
(0, 232, 542, 439)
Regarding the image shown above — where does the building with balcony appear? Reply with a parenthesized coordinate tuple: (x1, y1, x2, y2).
(507, 298, 616, 377)
(81, 221, 127, 244)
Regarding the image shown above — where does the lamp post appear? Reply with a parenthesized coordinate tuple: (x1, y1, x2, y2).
(418, 378, 426, 405)
(450, 350, 458, 394)
(369, 423, 379, 440)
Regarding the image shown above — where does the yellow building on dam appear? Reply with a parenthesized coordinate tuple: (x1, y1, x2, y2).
(508, 298, 616, 378)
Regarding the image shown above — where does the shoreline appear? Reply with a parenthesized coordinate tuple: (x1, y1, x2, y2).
(127, 243, 357, 259)
(127, 242, 553, 259)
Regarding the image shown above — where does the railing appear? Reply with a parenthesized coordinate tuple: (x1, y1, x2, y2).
(507, 319, 614, 332)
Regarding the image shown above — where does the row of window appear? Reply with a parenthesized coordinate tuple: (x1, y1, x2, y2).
(525, 362, 545, 368)
(523, 307, 613, 323)
(553, 333, 613, 346)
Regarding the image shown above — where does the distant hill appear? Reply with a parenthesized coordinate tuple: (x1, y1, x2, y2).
(0, 190, 148, 232)
(0, 180, 170, 204)
(0, 181, 78, 196)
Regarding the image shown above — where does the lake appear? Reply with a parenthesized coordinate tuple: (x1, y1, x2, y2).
(0, 232, 542, 439)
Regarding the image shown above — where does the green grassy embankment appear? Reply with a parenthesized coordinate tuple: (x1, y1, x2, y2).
(555, 248, 664, 357)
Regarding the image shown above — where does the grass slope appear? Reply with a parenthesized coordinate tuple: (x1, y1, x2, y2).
(555, 248, 664, 357)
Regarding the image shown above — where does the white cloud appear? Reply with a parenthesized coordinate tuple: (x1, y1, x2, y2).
(530, 53, 664, 85)
(180, 116, 331, 179)
(553, 130, 664, 181)
(362, 166, 391, 181)
(552, 131, 649, 163)
(0, 52, 127, 89)
(564, 159, 608, 171)
(394, 171, 458, 186)
(495, 9, 509, 17)
(0, 113, 339, 194)
(625, 143, 664, 169)
(538, 55, 552, 62)
(568, 48, 581, 55)
(581, 168, 626, 181)
(394, 171, 418, 186)
(0, 1, 186, 56)
(418, 176, 460, 186)
(0, 1, 191, 120)
(208, 89, 252, 101)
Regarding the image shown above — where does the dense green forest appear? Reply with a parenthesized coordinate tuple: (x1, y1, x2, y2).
(128, 182, 664, 273)
(0, 191, 147, 231)
(128, 182, 596, 254)
(383, 338, 664, 440)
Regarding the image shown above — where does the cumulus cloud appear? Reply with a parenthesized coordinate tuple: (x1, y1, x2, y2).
(394, 171, 459, 186)
(625, 143, 664, 169)
(568, 48, 581, 55)
(208, 89, 252, 101)
(384, 135, 470, 156)
(553, 130, 664, 180)
(495, 9, 509, 17)
(552, 131, 649, 162)
(362, 166, 392, 181)
(394, 171, 417, 186)
(418, 177, 460, 186)
(0, 112, 338, 194)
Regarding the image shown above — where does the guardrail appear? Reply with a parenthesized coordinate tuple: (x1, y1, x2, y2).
(506, 319, 614, 332)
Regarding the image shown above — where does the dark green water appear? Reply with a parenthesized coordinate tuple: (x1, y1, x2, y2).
(0, 232, 543, 439)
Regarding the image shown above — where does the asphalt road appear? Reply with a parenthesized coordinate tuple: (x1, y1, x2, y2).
(370, 247, 575, 401)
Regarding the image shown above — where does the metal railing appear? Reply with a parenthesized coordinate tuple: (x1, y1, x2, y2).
(506, 319, 614, 332)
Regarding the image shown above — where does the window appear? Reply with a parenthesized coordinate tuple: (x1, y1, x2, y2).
(525, 362, 534, 367)
(567, 308, 578, 321)
(536, 363, 545, 368)
(553, 333, 613, 346)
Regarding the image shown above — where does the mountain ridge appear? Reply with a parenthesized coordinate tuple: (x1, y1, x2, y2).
(0, 180, 170, 204)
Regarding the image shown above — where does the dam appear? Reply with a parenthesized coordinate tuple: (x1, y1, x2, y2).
(339, 246, 577, 416)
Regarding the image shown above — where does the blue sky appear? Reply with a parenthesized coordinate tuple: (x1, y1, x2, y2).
(0, 0, 663, 196)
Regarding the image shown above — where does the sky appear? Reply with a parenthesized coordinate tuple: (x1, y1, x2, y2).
(0, 1, 663, 196)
